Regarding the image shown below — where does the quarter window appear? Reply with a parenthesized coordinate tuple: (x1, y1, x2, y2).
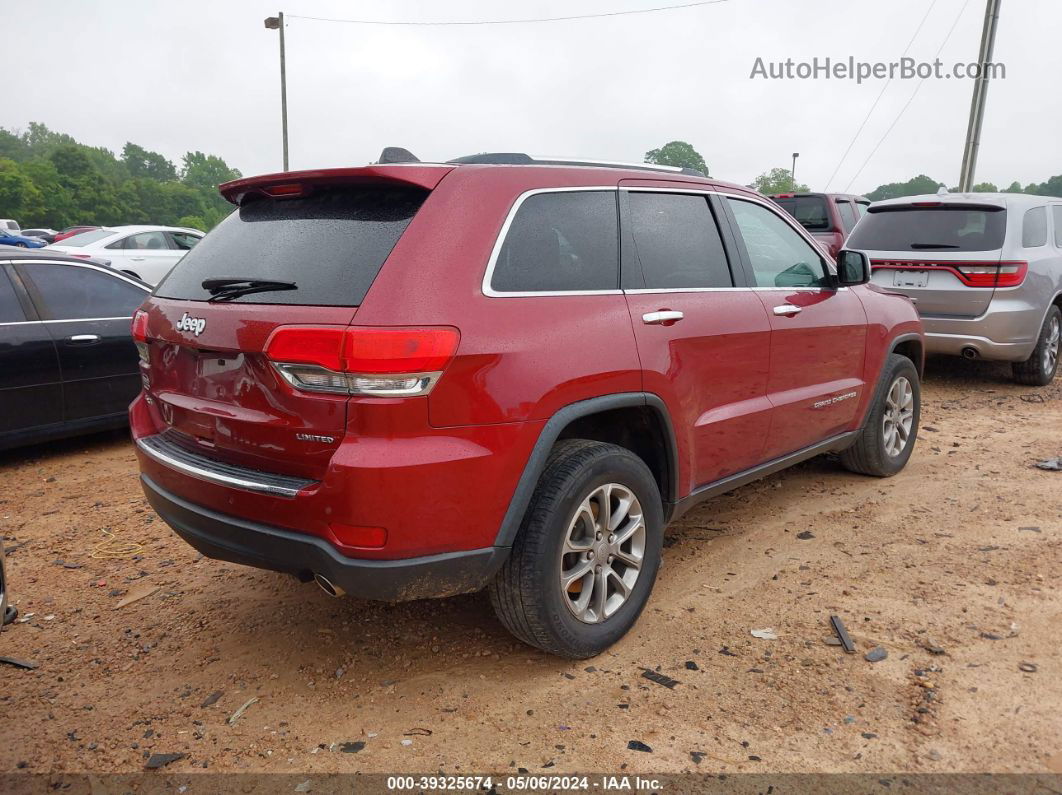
(1054, 206, 1062, 247)
(1023, 206, 1048, 248)
(21, 264, 146, 320)
(491, 191, 618, 293)
(727, 198, 829, 288)
(837, 200, 859, 233)
(169, 232, 201, 250)
(629, 193, 733, 288)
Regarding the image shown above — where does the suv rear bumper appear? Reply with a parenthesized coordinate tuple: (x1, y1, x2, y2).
(922, 296, 1042, 362)
(141, 475, 507, 601)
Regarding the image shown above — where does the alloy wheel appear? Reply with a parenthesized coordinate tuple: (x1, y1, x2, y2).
(1043, 315, 1060, 375)
(558, 483, 645, 624)
(882, 376, 915, 458)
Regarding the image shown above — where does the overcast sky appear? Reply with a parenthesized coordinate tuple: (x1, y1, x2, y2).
(3, 0, 1058, 192)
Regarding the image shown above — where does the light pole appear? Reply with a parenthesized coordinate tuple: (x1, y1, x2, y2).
(959, 0, 1002, 192)
(791, 152, 800, 190)
(264, 13, 289, 171)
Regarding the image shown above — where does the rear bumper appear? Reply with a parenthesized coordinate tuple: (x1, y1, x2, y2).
(921, 295, 1042, 362)
(142, 475, 507, 601)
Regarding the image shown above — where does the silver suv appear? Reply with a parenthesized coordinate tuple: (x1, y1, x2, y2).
(848, 192, 1062, 385)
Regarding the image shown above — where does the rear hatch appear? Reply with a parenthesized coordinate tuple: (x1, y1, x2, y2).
(849, 200, 1009, 318)
(139, 167, 447, 480)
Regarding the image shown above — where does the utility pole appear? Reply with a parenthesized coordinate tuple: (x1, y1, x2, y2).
(791, 152, 799, 189)
(958, 0, 1002, 192)
(264, 12, 289, 171)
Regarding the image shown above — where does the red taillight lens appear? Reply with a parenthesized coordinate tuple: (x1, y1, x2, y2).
(72, 253, 92, 259)
(264, 326, 460, 396)
(131, 310, 149, 342)
(955, 261, 1028, 288)
(261, 183, 306, 198)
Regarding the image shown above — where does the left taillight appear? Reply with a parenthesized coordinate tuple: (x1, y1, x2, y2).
(131, 309, 150, 364)
(264, 326, 460, 397)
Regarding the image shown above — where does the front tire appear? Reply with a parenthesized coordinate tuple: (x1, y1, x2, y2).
(489, 440, 663, 658)
(840, 354, 921, 477)
(1012, 306, 1060, 386)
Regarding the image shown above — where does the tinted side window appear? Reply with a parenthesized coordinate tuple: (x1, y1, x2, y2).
(727, 198, 829, 288)
(1054, 206, 1062, 247)
(126, 231, 170, 250)
(774, 195, 831, 231)
(0, 269, 25, 322)
(837, 200, 859, 232)
(22, 264, 147, 320)
(1023, 206, 1048, 248)
(629, 193, 733, 289)
(169, 232, 201, 250)
(491, 191, 618, 293)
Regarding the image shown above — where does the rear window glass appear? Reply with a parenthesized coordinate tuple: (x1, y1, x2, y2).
(847, 206, 1007, 252)
(490, 191, 618, 293)
(59, 229, 114, 247)
(154, 187, 427, 305)
(629, 193, 733, 289)
(1022, 206, 1047, 248)
(774, 195, 831, 231)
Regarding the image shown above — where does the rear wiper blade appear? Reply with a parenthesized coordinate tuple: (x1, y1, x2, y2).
(202, 277, 297, 302)
(909, 243, 960, 250)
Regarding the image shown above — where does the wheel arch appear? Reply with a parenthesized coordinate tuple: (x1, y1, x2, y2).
(889, 332, 924, 378)
(492, 393, 678, 548)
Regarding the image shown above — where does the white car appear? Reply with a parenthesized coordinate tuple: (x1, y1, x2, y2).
(47, 225, 204, 284)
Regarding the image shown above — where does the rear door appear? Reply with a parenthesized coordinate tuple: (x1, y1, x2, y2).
(849, 202, 1009, 317)
(723, 195, 867, 459)
(106, 230, 183, 285)
(0, 263, 63, 437)
(620, 185, 772, 490)
(141, 184, 429, 481)
(16, 261, 148, 421)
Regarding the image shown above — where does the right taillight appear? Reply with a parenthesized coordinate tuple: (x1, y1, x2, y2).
(264, 326, 460, 397)
(955, 261, 1028, 288)
(131, 310, 150, 364)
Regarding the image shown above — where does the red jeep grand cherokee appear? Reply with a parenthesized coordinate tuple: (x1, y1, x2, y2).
(130, 152, 923, 658)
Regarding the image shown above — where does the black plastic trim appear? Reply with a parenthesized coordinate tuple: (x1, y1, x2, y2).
(492, 392, 679, 547)
(141, 475, 506, 601)
(669, 431, 858, 522)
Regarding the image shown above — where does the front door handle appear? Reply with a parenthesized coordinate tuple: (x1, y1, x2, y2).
(642, 310, 684, 325)
(772, 304, 802, 316)
(67, 334, 101, 345)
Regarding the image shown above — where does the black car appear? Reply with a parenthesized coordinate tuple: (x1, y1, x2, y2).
(0, 250, 150, 450)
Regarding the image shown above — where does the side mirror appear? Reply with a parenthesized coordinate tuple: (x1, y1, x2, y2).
(836, 249, 871, 286)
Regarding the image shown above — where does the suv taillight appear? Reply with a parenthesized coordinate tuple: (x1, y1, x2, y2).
(131, 310, 150, 363)
(264, 326, 460, 397)
(955, 261, 1028, 288)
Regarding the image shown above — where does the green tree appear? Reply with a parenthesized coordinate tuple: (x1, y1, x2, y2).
(122, 142, 177, 182)
(0, 158, 45, 223)
(971, 182, 998, 193)
(180, 151, 241, 192)
(865, 175, 945, 202)
(752, 167, 809, 195)
(1005, 181, 1023, 193)
(644, 141, 708, 175)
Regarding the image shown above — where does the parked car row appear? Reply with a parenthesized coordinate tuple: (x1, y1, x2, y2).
(772, 190, 1062, 385)
(47, 225, 204, 284)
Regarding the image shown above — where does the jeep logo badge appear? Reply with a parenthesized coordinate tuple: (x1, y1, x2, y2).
(175, 312, 206, 336)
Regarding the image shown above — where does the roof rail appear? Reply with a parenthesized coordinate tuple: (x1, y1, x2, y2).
(446, 152, 706, 178)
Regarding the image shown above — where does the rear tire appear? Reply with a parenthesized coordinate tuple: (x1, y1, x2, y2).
(840, 354, 921, 477)
(489, 440, 663, 659)
(1012, 306, 1060, 386)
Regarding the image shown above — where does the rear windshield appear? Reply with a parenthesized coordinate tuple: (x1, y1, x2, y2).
(59, 229, 114, 247)
(154, 186, 428, 305)
(773, 195, 831, 231)
(847, 205, 1007, 252)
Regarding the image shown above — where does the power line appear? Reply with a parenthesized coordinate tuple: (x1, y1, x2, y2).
(823, 0, 940, 192)
(287, 0, 729, 27)
(843, 0, 973, 194)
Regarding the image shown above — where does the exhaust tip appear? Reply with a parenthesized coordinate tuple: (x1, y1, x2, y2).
(314, 573, 345, 598)
(961, 347, 979, 360)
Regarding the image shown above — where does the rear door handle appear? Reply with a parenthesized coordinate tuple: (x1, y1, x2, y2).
(67, 334, 101, 345)
(772, 304, 802, 316)
(642, 310, 684, 325)
(130, 257, 146, 262)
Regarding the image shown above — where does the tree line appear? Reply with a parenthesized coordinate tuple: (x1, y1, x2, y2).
(645, 140, 1061, 201)
(0, 123, 242, 232)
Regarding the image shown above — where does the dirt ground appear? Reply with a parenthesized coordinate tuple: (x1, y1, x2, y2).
(1, 356, 1060, 777)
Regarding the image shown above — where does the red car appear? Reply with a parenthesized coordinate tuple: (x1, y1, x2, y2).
(130, 154, 923, 657)
(52, 225, 100, 243)
(771, 192, 870, 258)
